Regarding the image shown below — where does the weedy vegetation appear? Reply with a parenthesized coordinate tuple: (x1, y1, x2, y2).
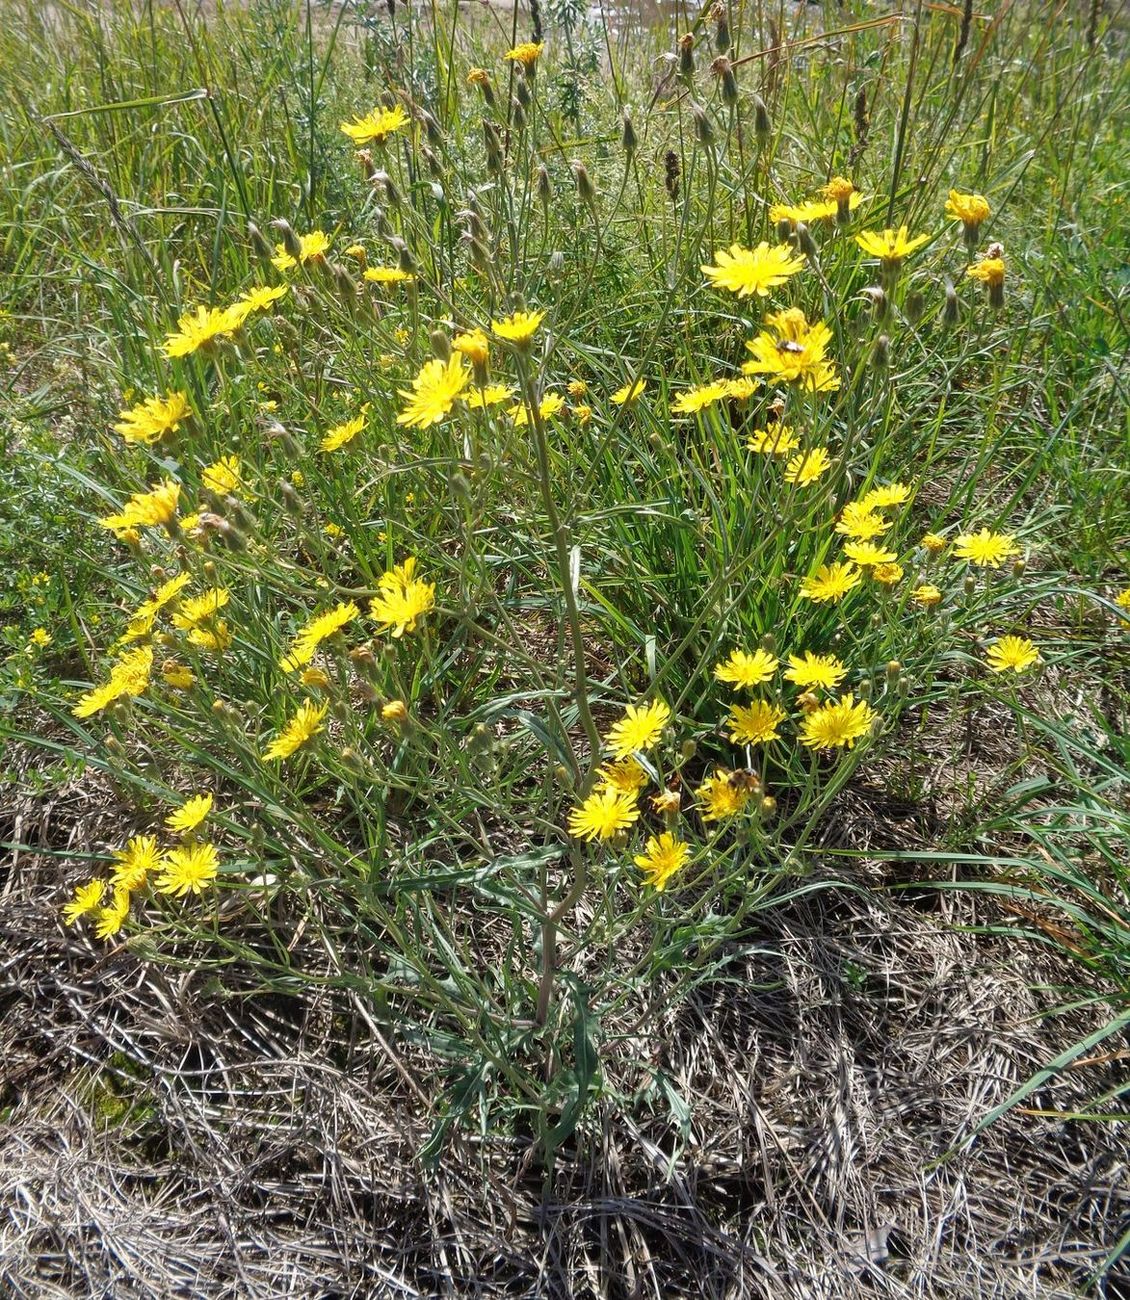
(0, 0, 1127, 1294)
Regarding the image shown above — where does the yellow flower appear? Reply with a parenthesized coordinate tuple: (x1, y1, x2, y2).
(858, 482, 912, 510)
(281, 601, 359, 671)
(986, 635, 1041, 675)
(172, 588, 230, 631)
(233, 283, 288, 319)
(954, 528, 1020, 567)
(567, 380, 588, 398)
(161, 660, 196, 690)
(110, 834, 163, 891)
(466, 383, 516, 409)
(188, 620, 232, 652)
(913, 584, 943, 607)
(363, 266, 414, 284)
(491, 310, 546, 348)
(597, 757, 649, 795)
(63, 878, 106, 925)
(509, 392, 566, 426)
(696, 768, 753, 821)
(672, 381, 731, 414)
(800, 694, 875, 749)
(871, 561, 904, 585)
(382, 699, 409, 724)
(339, 103, 410, 146)
(72, 645, 153, 718)
(120, 572, 192, 643)
(700, 241, 806, 298)
(369, 557, 435, 637)
(651, 788, 681, 816)
(397, 356, 469, 428)
(726, 699, 786, 744)
(157, 841, 220, 897)
(854, 226, 930, 266)
(100, 479, 181, 533)
(93, 886, 131, 940)
(742, 308, 840, 392)
(467, 67, 490, 86)
(634, 833, 691, 892)
(113, 391, 192, 445)
(162, 305, 243, 357)
(714, 647, 779, 690)
(945, 189, 991, 230)
(799, 562, 861, 604)
(30, 627, 52, 647)
(836, 501, 890, 540)
(605, 699, 671, 758)
(724, 377, 757, 402)
(301, 666, 331, 690)
(611, 377, 646, 405)
(844, 540, 897, 567)
(573, 403, 592, 425)
(504, 41, 544, 67)
(784, 651, 847, 690)
(166, 793, 213, 835)
(967, 256, 1005, 303)
(567, 787, 639, 841)
(747, 422, 800, 455)
(271, 230, 331, 272)
(321, 407, 369, 452)
(202, 455, 242, 496)
(769, 198, 838, 225)
(821, 176, 857, 204)
(921, 532, 947, 553)
(452, 328, 490, 366)
(1116, 586, 1130, 612)
(263, 699, 328, 761)
(784, 446, 831, 486)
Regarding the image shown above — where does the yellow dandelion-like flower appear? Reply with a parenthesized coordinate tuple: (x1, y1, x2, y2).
(321, 407, 369, 453)
(769, 198, 838, 225)
(202, 455, 242, 496)
(858, 482, 912, 510)
(871, 561, 904, 585)
(113, 391, 192, 445)
(672, 381, 731, 414)
(369, 556, 435, 638)
(697, 769, 753, 821)
(466, 383, 516, 409)
(986, 635, 1041, 675)
(339, 103, 410, 147)
(921, 532, 947, 553)
(954, 528, 1020, 567)
(742, 308, 840, 392)
(633, 833, 691, 892)
(165, 793, 214, 836)
(72, 645, 153, 718)
(172, 588, 230, 631)
(162, 305, 243, 358)
(567, 787, 639, 841)
(611, 378, 646, 405)
(396, 355, 469, 428)
(271, 230, 331, 272)
(844, 540, 897, 567)
(799, 694, 875, 750)
(509, 392, 566, 426)
(597, 757, 649, 795)
(504, 41, 544, 67)
(714, 647, 779, 690)
(63, 878, 106, 926)
(363, 266, 414, 284)
(30, 627, 51, 647)
(467, 67, 490, 87)
(945, 189, 991, 230)
(281, 601, 359, 672)
(491, 309, 545, 345)
(799, 562, 861, 604)
(855, 226, 930, 266)
(605, 699, 671, 758)
(302, 666, 332, 690)
(234, 283, 288, 317)
(156, 841, 220, 897)
(784, 446, 832, 486)
(121, 572, 193, 643)
(747, 422, 801, 455)
(726, 699, 786, 745)
(100, 479, 181, 533)
(161, 660, 196, 690)
(912, 584, 943, 607)
(700, 241, 806, 298)
(263, 699, 328, 761)
(836, 502, 891, 540)
(724, 377, 758, 402)
(567, 379, 588, 399)
(452, 328, 490, 367)
(93, 886, 131, 941)
(784, 651, 847, 690)
(1116, 586, 1130, 613)
(110, 834, 163, 891)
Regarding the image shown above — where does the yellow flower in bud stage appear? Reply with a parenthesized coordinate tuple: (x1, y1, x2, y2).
(954, 528, 1020, 567)
(202, 455, 242, 496)
(157, 841, 220, 897)
(836, 502, 890, 540)
(161, 660, 196, 690)
(844, 540, 897, 567)
(800, 694, 875, 749)
(784, 446, 832, 486)
(567, 787, 639, 841)
(742, 309, 840, 392)
(100, 479, 181, 533)
(397, 356, 469, 428)
(672, 381, 731, 414)
(467, 67, 490, 86)
(799, 562, 861, 604)
(567, 380, 588, 399)
(271, 230, 331, 272)
(605, 700, 671, 759)
(871, 561, 904, 585)
(321, 407, 369, 452)
(504, 41, 544, 67)
(634, 833, 691, 892)
(858, 482, 912, 510)
(747, 422, 800, 455)
(301, 666, 332, 690)
(986, 635, 1041, 675)
(491, 309, 545, 345)
(597, 757, 649, 795)
(697, 769, 753, 821)
(611, 378, 646, 405)
(363, 266, 414, 284)
(700, 241, 806, 298)
(72, 645, 154, 718)
(93, 886, 131, 940)
(339, 103, 410, 146)
(466, 383, 516, 409)
(162, 305, 243, 357)
(921, 532, 947, 553)
(651, 788, 681, 816)
(945, 189, 991, 231)
(110, 835, 163, 891)
(166, 793, 213, 836)
(263, 699, 328, 761)
(452, 329, 490, 367)
(913, 584, 943, 607)
(726, 699, 786, 744)
(714, 647, 779, 690)
(509, 392, 566, 426)
(113, 391, 192, 445)
(784, 651, 847, 690)
(63, 878, 106, 925)
(855, 226, 930, 267)
(572, 403, 593, 425)
(369, 557, 435, 638)
(281, 601, 359, 672)
(381, 699, 409, 724)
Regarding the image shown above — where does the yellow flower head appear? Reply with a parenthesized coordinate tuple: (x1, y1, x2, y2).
(858, 481, 912, 511)
(784, 446, 832, 486)
(784, 651, 847, 690)
(844, 540, 897, 567)
(672, 381, 731, 414)
(161, 660, 196, 690)
(700, 241, 806, 298)
(504, 41, 544, 67)
(742, 309, 840, 392)
(113, 391, 192, 445)
(202, 455, 242, 497)
(166, 793, 213, 835)
(799, 562, 861, 604)
(913, 584, 943, 608)
(605, 699, 671, 758)
(954, 528, 1020, 567)
(321, 407, 369, 453)
(945, 189, 991, 230)
(234, 283, 288, 317)
(72, 645, 154, 718)
(339, 103, 410, 147)
(271, 230, 331, 272)
(396, 355, 469, 428)
(369, 556, 435, 638)
(567, 787, 639, 841)
(714, 647, 779, 690)
(822, 176, 856, 203)
(747, 421, 800, 455)
(634, 833, 691, 892)
(799, 694, 875, 750)
(363, 266, 414, 284)
(162, 305, 243, 357)
(986, 635, 1041, 675)
(836, 501, 891, 540)
(871, 561, 904, 585)
(63, 878, 106, 926)
(769, 199, 835, 225)
(452, 328, 490, 367)
(466, 383, 516, 409)
(101, 479, 181, 533)
(382, 699, 409, 724)
(93, 886, 131, 940)
(281, 600, 359, 671)
(110, 834, 163, 891)
(597, 757, 649, 795)
(263, 699, 328, 761)
(509, 392, 566, 426)
(172, 587, 230, 631)
(967, 256, 1005, 287)
(854, 226, 930, 266)
(611, 378, 646, 405)
(467, 67, 490, 86)
(921, 532, 947, 553)
(157, 841, 220, 897)
(697, 768, 754, 821)
(726, 698, 786, 745)
(491, 309, 546, 346)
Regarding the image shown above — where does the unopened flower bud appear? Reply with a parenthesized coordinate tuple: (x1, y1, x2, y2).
(449, 470, 471, 500)
(795, 221, 817, 259)
(357, 149, 375, 180)
(340, 746, 365, 773)
(678, 32, 695, 78)
(271, 218, 302, 261)
(512, 100, 526, 132)
(798, 691, 820, 713)
(547, 249, 565, 276)
(279, 480, 303, 518)
(421, 110, 441, 147)
(536, 163, 552, 207)
(680, 739, 697, 761)
(759, 795, 776, 820)
(760, 631, 777, 655)
(716, 59, 739, 106)
(863, 285, 888, 319)
(905, 290, 925, 324)
(373, 170, 400, 207)
(516, 76, 531, 108)
(943, 280, 960, 326)
(963, 573, 977, 596)
(776, 217, 793, 241)
(392, 238, 415, 274)
(885, 660, 901, 688)
(248, 221, 274, 261)
(872, 334, 890, 369)
(753, 95, 771, 144)
(422, 146, 443, 179)
(429, 329, 451, 361)
(571, 160, 596, 208)
(858, 678, 872, 700)
(711, 3, 730, 52)
(382, 699, 409, 725)
(105, 733, 126, 756)
(1011, 557, 1026, 579)
(203, 560, 217, 581)
(621, 112, 637, 157)
(692, 102, 715, 147)
(334, 264, 359, 311)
